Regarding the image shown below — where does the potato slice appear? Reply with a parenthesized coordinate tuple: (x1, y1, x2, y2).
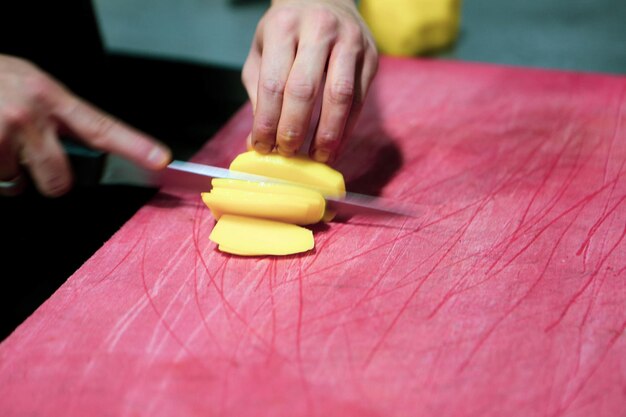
(202, 186, 324, 225)
(210, 215, 314, 256)
(217, 245, 257, 256)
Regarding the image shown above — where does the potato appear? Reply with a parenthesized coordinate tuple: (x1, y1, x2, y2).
(202, 151, 346, 256)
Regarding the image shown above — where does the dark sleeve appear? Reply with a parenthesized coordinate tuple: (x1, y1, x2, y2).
(0, 0, 108, 105)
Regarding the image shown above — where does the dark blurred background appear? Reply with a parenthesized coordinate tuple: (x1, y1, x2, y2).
(1, 0, 625, 340)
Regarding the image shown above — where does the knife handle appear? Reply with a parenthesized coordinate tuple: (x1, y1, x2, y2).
(62, 138, 107, 187)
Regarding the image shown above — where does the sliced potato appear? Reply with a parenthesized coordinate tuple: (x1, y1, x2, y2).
(202, 186, 324, 225)
(203, 151, 345, 256)
(209, 215, 314, 256)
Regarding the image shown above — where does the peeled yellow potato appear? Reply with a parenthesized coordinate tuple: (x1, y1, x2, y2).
(203, 151, 345, 256)
(209, 215, 314, 256)
(229, 151, 346, 198)
(212, 178, 325, 204)
(360, 0, 462, 56)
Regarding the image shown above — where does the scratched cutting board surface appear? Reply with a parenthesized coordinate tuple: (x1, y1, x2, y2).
(1, 57, 625, 416)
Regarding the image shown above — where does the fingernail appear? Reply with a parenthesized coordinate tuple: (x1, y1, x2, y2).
(313, 149, 331, 163)
(253, 141, 273, 154)
(148, 146, 170, 166)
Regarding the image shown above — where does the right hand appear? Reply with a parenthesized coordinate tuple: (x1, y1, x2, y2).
(0, 54, 172, 197)
(241, 0, 379, 164)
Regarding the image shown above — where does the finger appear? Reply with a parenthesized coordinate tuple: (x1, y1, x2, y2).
(310, 46, 357, 163)
(19, 123, 73, 197)
(360, 46, 379, 99)
(242, 26, 263, 150)
(335, 47, 379, 159)
(242, 43, 261, 113)
(251, 26, 297, 154)
(52, 93, 171, 169)
(275, 40, 330, 156)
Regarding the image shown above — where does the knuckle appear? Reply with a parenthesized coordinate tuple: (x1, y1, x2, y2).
(261, 78, 285, 97)
(316, 131, 341, 149)
(307, 11, 339, 44)
(254, 117, 278, 139)
(286, 81, 316, 101)
(311, 9, 339, 33)
(88, 115, 116, 147)
(2, 105, 32, 129)
(328, 81, 354, 105)
(24, 74, 57, 104)
(343, 23, 364, 44)
(278, 128, 303, 148)
(268, 8, 299, 32)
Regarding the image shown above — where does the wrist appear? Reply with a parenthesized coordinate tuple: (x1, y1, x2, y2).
(271, 0, 356, 6)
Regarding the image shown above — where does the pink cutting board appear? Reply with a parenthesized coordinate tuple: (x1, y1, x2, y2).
(1, 57, 625, 417)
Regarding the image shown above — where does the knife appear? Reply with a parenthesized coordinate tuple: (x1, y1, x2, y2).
(97, 155, 418, 219)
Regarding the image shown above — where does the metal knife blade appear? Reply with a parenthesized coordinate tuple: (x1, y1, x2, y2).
(101, 156, 419, 218)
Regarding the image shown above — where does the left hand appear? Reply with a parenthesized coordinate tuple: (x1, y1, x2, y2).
(242, 0, 379, 164)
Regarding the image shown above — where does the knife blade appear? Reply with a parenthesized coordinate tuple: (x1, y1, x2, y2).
(100, 156, 419, 218)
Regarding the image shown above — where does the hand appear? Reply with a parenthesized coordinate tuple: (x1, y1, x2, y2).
(242, 0, 378, 163)
(0, 54, 172, 197)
